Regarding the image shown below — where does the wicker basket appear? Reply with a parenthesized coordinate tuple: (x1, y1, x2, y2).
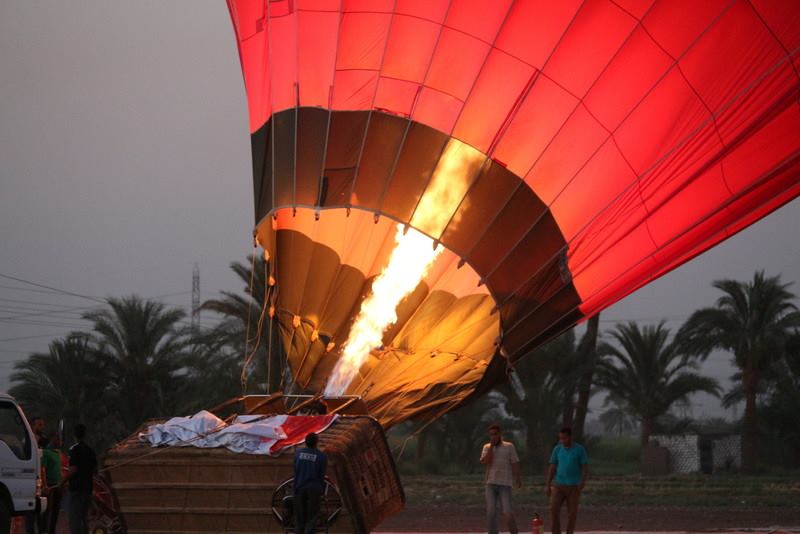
(104, 415, 404, 533)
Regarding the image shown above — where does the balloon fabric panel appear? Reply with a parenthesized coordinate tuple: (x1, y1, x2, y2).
(228, 0, 800, 427)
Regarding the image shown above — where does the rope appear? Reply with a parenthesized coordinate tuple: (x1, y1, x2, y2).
(266, 259, 274, 393)
(240, 249, 258, 393)
(242, 274, 271, 392)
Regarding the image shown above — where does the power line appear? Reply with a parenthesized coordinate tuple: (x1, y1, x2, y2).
(1, 305, 79, 313)
(0, 301, 86, 311)
(0, 275, 216, 346)
(0, 297, 94, 307)
(0, 289, 195, 322)
(0, 332, 79, 343)
(0, 302, 101, 322)
(0, 305, 87, 316)
(0, 284, 69, 296)
(0, 273, 104, 303)
(0, 292, 191, 308)
(0, 318, 89, 329)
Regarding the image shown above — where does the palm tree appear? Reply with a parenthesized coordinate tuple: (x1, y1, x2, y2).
(596, 322, 721, 447)
(200, 257, 267, 334)
(503, 329, 584, 471)
(599, 403, 638, 437)
(677, 271, 800, 472)
(179, 330, 243, 414)
(760, 350, 800, 467)
(10, 335, 111, 440)
(415, 393, 511, 473)
(573, 313, 600, 441)
(201, 256, 282, 393)
(83, 295, 187, 434)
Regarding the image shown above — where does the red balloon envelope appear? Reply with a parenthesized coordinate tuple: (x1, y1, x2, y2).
(227, 0, 800, 427)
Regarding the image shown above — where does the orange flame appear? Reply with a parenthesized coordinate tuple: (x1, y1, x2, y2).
(324, 224, 442, 396)
(324, 139, 484, 396)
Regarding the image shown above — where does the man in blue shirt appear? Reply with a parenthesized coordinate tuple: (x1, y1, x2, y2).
(293, 432, 327, 534)
(546, 427, 588, 534)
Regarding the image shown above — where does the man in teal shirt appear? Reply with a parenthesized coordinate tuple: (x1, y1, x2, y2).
(546, 427, 588, 534)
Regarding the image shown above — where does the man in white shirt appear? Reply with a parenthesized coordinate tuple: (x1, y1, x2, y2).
(480, 423, 522, 534)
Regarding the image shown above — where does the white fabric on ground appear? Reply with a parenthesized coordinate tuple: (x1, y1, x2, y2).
(215, 414, 288, 454)
(141, 410, 227, 447)
(140, 411, 288, 454)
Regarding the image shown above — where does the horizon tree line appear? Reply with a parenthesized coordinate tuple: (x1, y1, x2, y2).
(9, 262, 799, 473)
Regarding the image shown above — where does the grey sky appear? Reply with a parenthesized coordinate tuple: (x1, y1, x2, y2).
(1, 2, 798, 420)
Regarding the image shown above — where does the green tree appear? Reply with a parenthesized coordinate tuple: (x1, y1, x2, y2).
(596, 322, 721, 447)
(10, 335, 112, 442)
(573, 314, 600, 441)
(413, 393, 511, 474)
(83, 295, 187, 434)
(201, 255, 282, 393)
(759, 348, 800, 468)
(553, 329, 583, 429)
(599, 403, 637, 437)
(503, 330, 585, 472)
(179, 329, 243, 414)
(677, 271, 800, 473)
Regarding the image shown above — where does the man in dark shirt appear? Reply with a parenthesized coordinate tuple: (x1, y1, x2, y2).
(293, 432, 327, 534)
(61, 424, 97, 534)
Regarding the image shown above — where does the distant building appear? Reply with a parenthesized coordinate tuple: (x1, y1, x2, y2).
(646, 434, 741, 474)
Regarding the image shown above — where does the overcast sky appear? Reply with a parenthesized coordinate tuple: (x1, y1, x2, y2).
(1, 2, 798, 420)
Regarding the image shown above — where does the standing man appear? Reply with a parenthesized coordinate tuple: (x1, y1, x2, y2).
(42, 432, 64, 533)
(293, 432, 327, 534)
(61, 424, 97, 534)
(480, 423, 521, 534)
(546, 427, 588, 534)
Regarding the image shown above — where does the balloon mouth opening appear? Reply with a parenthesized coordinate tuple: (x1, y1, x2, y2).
(255, 205, 501, 404)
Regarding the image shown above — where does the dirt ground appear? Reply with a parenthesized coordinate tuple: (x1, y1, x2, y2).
(376, 504, 800, 532)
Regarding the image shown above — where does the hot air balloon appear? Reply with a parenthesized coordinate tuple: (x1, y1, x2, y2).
(225, 0, 800, 428)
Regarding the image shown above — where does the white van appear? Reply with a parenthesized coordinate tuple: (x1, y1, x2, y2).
(0, 394, 44, 534)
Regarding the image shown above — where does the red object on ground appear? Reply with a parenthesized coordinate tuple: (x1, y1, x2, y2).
(269, 414, 339, 455)
(532, 512, 544, 534)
